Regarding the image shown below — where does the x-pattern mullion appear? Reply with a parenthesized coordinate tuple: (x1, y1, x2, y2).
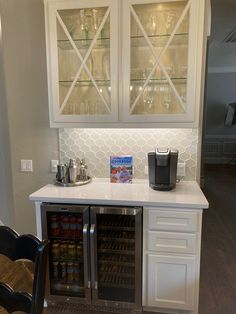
(130, 1, 190, 114)
(57, 8, 111, 115)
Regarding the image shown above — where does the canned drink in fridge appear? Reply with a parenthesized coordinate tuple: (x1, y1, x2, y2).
(60, 262, 67, 281)
(61, 215, 70, 237)
(69, 215, 77, 238)
(74, 262, 79, 282)
(52, 261, 59, 279)
(76, 216, 83, 237)
(76, 243, 83, 259)
(51, 241, 60, 259)
(50, 215, 60, 237)
(68, 241, 76, 259)
(67, 262, 74, 282)
(60, 241, 68, 259)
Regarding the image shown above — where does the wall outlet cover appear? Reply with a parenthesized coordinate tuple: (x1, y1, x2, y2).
(177, 162, 186, 177)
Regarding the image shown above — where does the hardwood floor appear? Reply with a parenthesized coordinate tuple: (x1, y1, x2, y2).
(199, 164, 236, 314)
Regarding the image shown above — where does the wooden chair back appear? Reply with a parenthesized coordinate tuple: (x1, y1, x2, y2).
(0, 226, 49, 313)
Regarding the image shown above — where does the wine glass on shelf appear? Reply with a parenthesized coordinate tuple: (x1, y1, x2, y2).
(148, 14, 158, 36)
(165, 11, 176, 35)
(79, 9, 89, 43)
(91, 9, 102, 42)
(163, 85, 172, 113)
(143, 85, 154, 113)
(147, 86, 154, 113)
(64, 15, 76, 38)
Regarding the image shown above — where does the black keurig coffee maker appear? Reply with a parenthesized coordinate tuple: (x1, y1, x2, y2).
(148, 148, 178, 191)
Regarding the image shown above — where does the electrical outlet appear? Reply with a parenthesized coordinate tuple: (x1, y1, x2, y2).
(144, 165, 149, 175)
(51, 160, 59, 173)
(21, 160, 33, 172)
(177, 162, 186, 178)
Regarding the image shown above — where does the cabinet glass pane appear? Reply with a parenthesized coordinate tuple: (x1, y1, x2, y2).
(56, 7, 111, 116)
(96, 214, 136, 303)
(130, 1, 189, 115)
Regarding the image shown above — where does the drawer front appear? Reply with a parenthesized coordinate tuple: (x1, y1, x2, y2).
(147, 209, 198, 232)
(147, 231, 197, 254)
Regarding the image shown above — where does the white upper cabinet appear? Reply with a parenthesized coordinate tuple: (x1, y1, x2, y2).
(44, 0, 206, 127)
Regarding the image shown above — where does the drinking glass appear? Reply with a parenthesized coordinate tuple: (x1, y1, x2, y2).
(149, 14, 158, 36)
(80, 9, 89, 41)
(165, 11, 176, 35)
(64, 16, 76, 37)
(163, 85, 172, 113)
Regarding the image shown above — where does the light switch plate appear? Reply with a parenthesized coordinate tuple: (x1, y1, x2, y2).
(21, 160, 33, 172)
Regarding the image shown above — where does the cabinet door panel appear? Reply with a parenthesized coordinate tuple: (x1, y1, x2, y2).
(145, 253, 195, 310)
(122, 0, 199, 124)
(45, 0, 118, 125)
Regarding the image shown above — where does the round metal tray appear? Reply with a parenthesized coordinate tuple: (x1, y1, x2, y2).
(54, 176, 92, 187)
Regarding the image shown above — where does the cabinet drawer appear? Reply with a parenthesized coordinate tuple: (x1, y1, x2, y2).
(147, 209, 198, 232)
(147, 231, 197, 254)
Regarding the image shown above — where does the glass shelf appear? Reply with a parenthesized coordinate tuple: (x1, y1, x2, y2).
(57, 33, 188, 50)
(130, 78, 187, 84)
(59, 80, 111, 87)
(131, 33, 189, 47)
(58, 37, 110, 50)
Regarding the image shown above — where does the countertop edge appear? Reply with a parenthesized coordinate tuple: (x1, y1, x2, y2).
(29, 180, 209, 210)
(29, 196, 208, 209)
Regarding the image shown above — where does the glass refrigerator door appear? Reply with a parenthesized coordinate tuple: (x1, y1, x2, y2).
(90, 206, 142, 308)
(41, 204, 90, 301)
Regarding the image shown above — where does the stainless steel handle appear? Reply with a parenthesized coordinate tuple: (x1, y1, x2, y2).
(83, 224, 90, 289)
(90, 224, 98, 290)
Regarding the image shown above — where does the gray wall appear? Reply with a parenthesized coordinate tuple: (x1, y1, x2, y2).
(0, 8, 14, 226)
(0, 0, 59, 234)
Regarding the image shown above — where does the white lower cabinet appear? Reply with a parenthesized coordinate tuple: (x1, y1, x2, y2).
(143, 207, 202, 314)
(146, 253, 195, 310)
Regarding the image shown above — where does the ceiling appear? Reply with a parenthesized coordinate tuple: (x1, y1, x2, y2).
(208, 0, 236, 69)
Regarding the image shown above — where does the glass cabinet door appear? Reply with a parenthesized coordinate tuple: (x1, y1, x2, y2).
(122, 0, 198, 123)
(45, 0, 118, 125)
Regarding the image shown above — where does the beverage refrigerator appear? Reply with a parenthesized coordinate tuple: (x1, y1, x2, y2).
(41, 203, 142, 312)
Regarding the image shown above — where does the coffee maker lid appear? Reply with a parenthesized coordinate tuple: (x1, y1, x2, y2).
(155, 148, 170, 155)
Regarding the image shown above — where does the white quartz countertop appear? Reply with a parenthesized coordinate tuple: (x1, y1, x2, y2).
(29, 178, 208, 209)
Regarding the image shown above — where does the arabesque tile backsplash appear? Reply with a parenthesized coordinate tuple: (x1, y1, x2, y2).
(59, 128, 199, 180)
